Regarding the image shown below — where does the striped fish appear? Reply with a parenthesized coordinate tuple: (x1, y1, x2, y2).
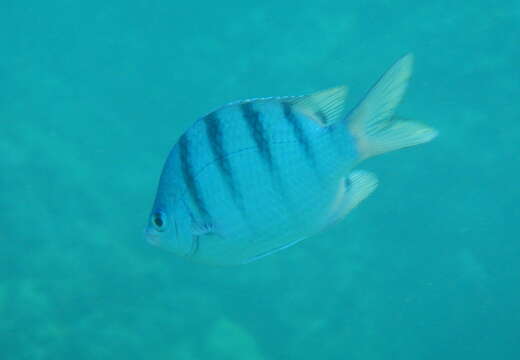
(145, 54, 437, 265)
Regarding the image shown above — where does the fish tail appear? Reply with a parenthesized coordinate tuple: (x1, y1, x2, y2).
(347, 54, 438, 160)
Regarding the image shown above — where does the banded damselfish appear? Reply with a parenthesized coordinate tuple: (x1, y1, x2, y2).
(145, 54, 437, 265)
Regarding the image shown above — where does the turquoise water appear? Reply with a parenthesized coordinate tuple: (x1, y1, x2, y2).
(1, 1, 519, 359)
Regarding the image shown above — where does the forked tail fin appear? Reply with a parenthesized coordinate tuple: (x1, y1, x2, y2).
(348, 54, 438, 160)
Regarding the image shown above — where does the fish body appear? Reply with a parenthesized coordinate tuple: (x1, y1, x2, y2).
(145, 55, 437, 265)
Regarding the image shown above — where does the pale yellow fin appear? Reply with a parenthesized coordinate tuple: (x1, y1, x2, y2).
(292, 85, 348, 126)
(343, 170, 378, 215)
(348, 54, 437, 159)
(327, 170, 378, 226)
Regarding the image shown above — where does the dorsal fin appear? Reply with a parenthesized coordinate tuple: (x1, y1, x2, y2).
(291, 85, 348, 126)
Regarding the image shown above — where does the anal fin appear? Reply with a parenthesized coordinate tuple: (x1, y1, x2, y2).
(242, 236, 308, 264)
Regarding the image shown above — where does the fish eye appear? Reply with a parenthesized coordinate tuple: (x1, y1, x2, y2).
(151, 212, 166, 231)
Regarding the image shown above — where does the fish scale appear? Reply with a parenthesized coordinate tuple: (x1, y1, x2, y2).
(174, 100, 354, 263)
(146, 54, 438, 265)
(189, 134, 346, 262)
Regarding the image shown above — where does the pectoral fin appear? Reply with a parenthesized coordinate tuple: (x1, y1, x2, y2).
(327, 170, 378, 225)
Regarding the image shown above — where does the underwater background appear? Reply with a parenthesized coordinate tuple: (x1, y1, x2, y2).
(1, 0, 519, 359)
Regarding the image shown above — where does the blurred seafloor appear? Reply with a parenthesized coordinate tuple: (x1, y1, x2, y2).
(1, 1, 519, 359)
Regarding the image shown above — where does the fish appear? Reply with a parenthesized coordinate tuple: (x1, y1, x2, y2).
(145, 54, 437, 265)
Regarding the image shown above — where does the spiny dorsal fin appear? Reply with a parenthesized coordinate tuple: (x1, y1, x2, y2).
(291, 85, 348, 126)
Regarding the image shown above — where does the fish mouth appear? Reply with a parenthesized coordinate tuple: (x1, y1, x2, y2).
(144, 229, 161, 246)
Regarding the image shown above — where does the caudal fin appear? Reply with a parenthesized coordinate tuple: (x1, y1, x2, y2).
(348, 54, 438, 159)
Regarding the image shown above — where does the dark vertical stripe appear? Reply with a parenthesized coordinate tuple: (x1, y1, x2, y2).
(282, 102, 316, 168)
(241, 101, 294, 217)
(204, 111, 243, 207)
(178, 134, 210, 221)
(241, 102, 274, 171)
